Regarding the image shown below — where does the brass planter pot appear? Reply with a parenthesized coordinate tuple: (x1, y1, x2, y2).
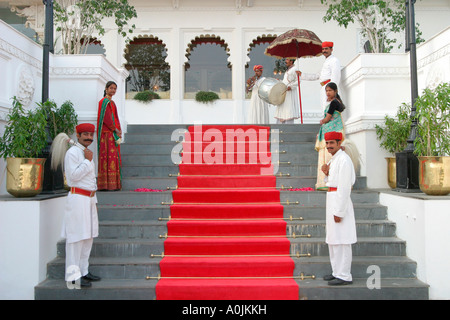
(418, 156, 450, 196)
(386, 157, 396, 189)
(6, 157, 46, 197)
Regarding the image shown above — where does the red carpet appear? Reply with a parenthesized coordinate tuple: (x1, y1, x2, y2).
(155, 125, 299, 300)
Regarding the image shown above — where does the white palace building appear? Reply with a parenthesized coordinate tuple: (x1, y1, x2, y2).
(0, 0, 449, 300)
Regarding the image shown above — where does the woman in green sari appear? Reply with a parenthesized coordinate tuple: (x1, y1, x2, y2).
(315, 82, 345, 190)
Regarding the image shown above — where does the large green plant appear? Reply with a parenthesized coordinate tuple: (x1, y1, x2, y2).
(375, 102, 411, 154)
(0, 97, 48, 159)
(414, 82, 450, 157)
(320, 0, 424, 53)
(54, 0, 137, 54)
(39, 100, 78, 140)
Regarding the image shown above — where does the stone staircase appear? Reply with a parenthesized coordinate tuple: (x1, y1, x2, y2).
(34, 124, 429, 300)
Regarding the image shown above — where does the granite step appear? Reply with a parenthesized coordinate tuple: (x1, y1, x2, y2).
(35, 277, 428, 300)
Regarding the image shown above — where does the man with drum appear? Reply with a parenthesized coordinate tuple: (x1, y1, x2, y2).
(297, 41, 341, 111)
(274, 58, 300, 124)
(247, 65, 270, 124)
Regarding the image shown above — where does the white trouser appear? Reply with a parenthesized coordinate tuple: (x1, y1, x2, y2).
(65, 238, 93, 281)
(328, 244, 353, 281)
(320, 86, 327, 111)
(275, 119, 294, 124)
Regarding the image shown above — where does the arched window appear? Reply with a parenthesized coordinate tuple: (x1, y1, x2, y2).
(184, 35, 232, 99)
(124, 37, 170, 99)
(82, 37, 106, 55)
(245, 35, 284, 99)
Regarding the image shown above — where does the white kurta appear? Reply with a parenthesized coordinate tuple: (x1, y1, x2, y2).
(300, 55, 341, 110)
(61, 145, 99, 244)
(275, 66, 300, 122)
(324, 149, 357, 245)
(247, 76, 270, 124)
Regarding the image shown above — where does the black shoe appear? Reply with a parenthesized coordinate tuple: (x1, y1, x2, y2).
(70, 277, 92, 288)
(328, 278, 353, 286)
(82, 272, 101, 282)
(323, 274, 336, 281)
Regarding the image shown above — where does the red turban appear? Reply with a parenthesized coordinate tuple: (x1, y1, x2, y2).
(253, 65, 263, 71)
(324, 131, 343, 141)
(76, 123, 95, 133)
(322, 41, 334, 48)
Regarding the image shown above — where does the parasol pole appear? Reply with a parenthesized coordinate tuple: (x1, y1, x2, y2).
(295, 41, 303, 124)
(297, 72, 303, 124)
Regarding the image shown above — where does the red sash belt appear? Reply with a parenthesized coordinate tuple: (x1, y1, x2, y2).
(320, 79, 331, 86)
(70, 187, 96, 197)
(328, 187, 337, 192)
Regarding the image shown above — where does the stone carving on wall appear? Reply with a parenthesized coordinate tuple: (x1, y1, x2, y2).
(426, 63, 445, 90)
(16, 64, 35, 107)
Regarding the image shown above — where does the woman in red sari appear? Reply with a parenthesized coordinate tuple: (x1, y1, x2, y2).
(97, 81, 122, 191)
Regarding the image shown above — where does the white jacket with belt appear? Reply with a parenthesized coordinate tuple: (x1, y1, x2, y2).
(324, 149, 357, 245)
(61, 145, 99, 244)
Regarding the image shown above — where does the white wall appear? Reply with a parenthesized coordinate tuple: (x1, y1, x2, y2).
(380, 192, 450, 300)
(0, 196, 66, 300)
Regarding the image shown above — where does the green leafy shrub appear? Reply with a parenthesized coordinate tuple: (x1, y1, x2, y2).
(195, 91, 219, 104)
(375, 102, 412, 154)
(133, 90, 161, 103)
(414, 82, 450, 157)
(0, 97, 48, 159)
(39, 100, 78, 140)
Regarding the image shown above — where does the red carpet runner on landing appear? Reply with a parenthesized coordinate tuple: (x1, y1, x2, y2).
(155, 125, 299, 300)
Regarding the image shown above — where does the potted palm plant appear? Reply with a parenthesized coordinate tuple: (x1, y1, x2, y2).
(0, 97, 48, 197)
(42, 100, 79, 191)
(413, 82, 450, 195)
(375, 102, 412, 188)
(40, 100, 78, 140)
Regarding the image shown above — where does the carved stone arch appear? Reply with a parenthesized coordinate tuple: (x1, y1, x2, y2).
(123, 35, 171, 94)
(81, 36, 106, 54)
(123, 34, 169, 65)
(245, 34, 277, 68)
(184, 34, 231, 70)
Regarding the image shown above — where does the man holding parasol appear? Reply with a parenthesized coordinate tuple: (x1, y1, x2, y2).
(298, 41, 342, 111)
(264, 28, 323, 124)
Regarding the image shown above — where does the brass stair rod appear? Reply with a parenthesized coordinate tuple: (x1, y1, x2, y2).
(158, 215, 304, 221)
(146, 274, 315, 280)
(158, 216, 304, 221)
(161, 201, 299, 205)
(150, 253, 311, 258)
(277, 172, 291, 177)
(278, 185, 293, 190)
(158, 233, 311, 239)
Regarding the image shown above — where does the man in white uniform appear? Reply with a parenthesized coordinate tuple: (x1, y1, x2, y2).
(297, 41, 341, 111)
(247, 65, 270, 124)
(62, 123, 101, 288)
(321, 131, 357, 285)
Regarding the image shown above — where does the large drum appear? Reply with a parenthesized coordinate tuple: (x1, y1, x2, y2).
(258, 77, 287, 106)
